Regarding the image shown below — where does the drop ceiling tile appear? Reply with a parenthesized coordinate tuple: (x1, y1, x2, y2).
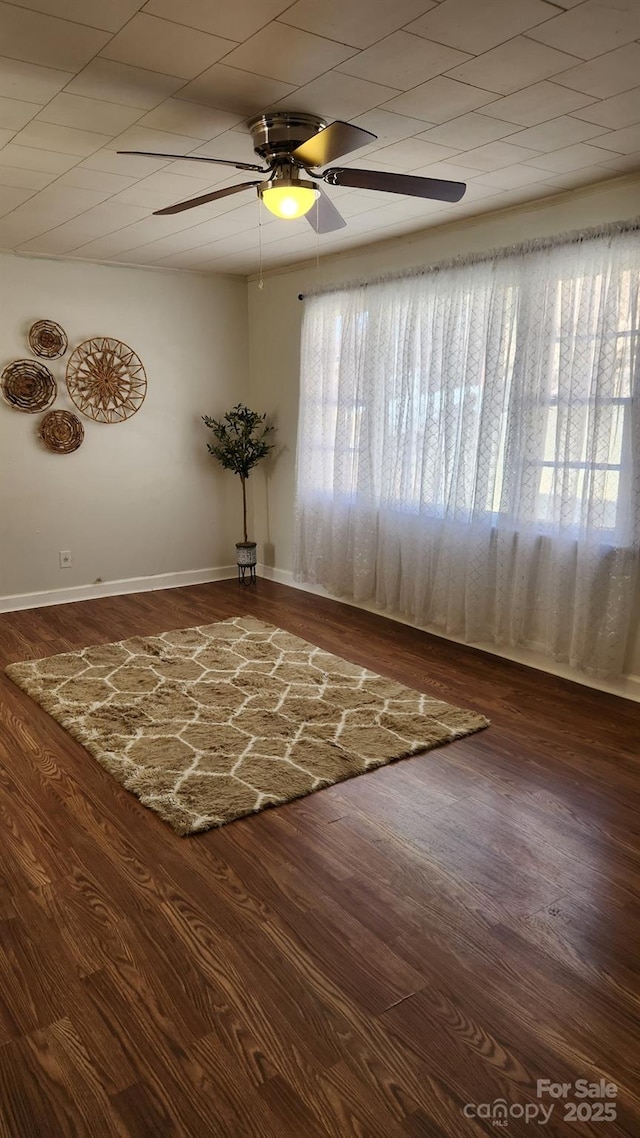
(176, 65, 296, 114)
(479, 81, 598, 125)
(150, 246, 220, 269)
(56, 167, 139, 193)
(200, 255, 256, 274)
(0, 96, 39, 131)
(524, 141, 624, 172)
(108, 184, 185, 210)
(458, 182, 514, 203)
(371, 138, 460, 169)
(0, 3, 111, 71)
(0, 165, 56, 188)
(80, 148, 170, 177)
(139, 169, 222, 193)
(527, 0, 640, 60)
(17, 201, 150, 254)
(340, 155, 406, 174)
(471, 163, 562, 188)
(135, 101, 243, 140)
(112, 125, 206, 156)
(152, 157, 240, 184)
(65, 60, 185, 109)
(223, 23, 356, 86)
(154, 227, 260, 266)
(7, 1, 146, 33)
(189, 129, 258, 163)
(412, 159, 484, 182)
(572, 87, 640, 129)
(510, 115, 611, 151)
(336, 31, 470, 90)
(331, 191, 386, 218)
(590, 124, 640, 153)
(0, 57, 74, 105)
(0, 125, 21, 150)
(274, 73, 401, 121)
(35, 94, 143, 136)
(142, 0, 292, 43)
(68, 230, 153, 260)
(543, 164, 618, 187)
(16, 207, 151, 256)
(450, 139, 540, 170)
(417, 112, 519, 148)
(12, 122, 112, 158)
(407, 0, 557, 55)
(597, 151, 640, 171)
(73, 212, 215, 259)
(447, 37, 581, 95)
(113, 217, 252, 263)
(497, 182, 565, 204)
(280, 0, 438, 50)
(0, 184, 110, 246)
(381, 77, 501, 123)
(100, 14, 237, 80)
(348, 109, 436, 145)
(112, 171, 219, 209)
(0, 184, 33, 216)
(0, 143, 79, 172)
(552, 43, 640, 98)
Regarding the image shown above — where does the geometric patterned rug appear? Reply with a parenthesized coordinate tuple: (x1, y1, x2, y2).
(6, 616, 489, 835)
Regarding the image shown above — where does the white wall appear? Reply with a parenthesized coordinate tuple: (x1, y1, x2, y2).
(0, 254, 248, 601)
(247, 173, 640, 685)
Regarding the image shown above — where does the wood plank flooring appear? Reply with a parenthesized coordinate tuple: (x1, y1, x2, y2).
(0, 579, 638, 1137)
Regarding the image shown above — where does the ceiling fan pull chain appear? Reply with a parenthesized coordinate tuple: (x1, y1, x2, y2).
(258, 196, 264, 291)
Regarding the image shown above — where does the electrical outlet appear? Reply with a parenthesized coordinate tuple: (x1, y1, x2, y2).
(59, 550, 72, 568)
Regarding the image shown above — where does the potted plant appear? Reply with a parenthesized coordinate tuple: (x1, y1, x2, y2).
(202, 403, 274, 584)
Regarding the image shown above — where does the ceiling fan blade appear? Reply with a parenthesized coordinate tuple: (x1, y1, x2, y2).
(117, 150, 267, 173)
(305, 187, 346, 234)
(291, 121, 376, 168)
(154, 181, 261, 216)
(323, 167, 466, 203)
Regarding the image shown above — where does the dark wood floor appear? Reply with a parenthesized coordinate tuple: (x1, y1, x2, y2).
(0, 579, 638, 1138)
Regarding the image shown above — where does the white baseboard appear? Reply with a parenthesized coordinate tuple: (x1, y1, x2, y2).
(0, 565, 236, 614)
(258, 564, 640, 703)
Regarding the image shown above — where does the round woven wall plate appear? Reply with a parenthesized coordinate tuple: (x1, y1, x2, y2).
(66, 337, 147, 423)
(39, 409, 84, 454)
(1, 359, 56, 413)
(29, 319, 68, 359)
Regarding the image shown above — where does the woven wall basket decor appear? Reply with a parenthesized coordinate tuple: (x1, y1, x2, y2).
(1, 359, 56, 413)
(39, 409, 84, 454)
(66, 337, 147, 424)
(29, 319, 68, 360)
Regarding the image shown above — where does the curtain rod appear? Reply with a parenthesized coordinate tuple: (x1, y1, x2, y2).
(297, 215, 640, 300)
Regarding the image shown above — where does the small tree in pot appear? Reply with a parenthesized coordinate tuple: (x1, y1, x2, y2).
(203, 404, 274, 584)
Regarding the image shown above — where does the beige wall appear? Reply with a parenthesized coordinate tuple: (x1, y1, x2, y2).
(247, 173, 640, 679)
(0, 253, 248, 599)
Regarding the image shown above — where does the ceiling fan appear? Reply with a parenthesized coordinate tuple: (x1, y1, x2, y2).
(117, 112, 466, 233)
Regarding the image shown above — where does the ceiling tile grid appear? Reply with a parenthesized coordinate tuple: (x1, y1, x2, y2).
(0, 0, 634, 274)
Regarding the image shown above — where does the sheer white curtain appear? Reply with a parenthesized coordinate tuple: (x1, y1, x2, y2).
(293, 229, 640, 677)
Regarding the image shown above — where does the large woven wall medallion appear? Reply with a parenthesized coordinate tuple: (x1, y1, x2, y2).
(29, 319, 68, 359)
(39, 409, 84, 454)
(66, 337, 147, 424)
(1, 359, 56, 412)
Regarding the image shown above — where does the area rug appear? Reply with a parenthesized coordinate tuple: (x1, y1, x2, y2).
(6, 616, 488, 835)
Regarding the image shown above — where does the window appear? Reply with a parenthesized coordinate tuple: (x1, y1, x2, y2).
(295, 228, 640, 676)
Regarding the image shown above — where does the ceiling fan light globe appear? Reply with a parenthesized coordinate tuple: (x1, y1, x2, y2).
(260, 183, 319, 220)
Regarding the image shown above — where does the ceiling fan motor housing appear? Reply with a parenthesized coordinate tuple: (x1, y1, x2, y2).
(247, 112, 328, 162)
